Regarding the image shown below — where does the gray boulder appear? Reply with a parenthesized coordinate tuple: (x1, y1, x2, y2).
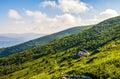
(74, 49, 90, 59)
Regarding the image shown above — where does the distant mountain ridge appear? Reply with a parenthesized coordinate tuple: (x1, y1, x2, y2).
(0, 33, 45, 48)
(0, 26, 91, 57)
(0, 33, 45, 41)
(0, 36, 21, 48)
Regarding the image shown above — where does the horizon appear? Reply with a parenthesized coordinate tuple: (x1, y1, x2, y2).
(0, 0, 120, 34)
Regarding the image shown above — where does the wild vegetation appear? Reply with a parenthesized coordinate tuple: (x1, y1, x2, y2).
(0, 16, 120, 79)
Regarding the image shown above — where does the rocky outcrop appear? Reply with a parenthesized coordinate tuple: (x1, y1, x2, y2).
(62, 75, 92, 79)
(73, 49, 90, 59)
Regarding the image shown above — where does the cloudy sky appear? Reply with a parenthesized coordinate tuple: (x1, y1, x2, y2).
(0, 0, 120, 34)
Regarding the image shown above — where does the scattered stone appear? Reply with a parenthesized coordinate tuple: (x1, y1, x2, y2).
(73, 49, 90, 59)
(62, 75, 92, 79)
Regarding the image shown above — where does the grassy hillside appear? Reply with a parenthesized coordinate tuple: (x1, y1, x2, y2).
(0, 31, 120, 79)
(0, 16, 120, 79)
(0, 26, 91, 58)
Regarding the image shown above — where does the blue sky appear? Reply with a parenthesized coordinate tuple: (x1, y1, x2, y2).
(0, 0, 120, 34)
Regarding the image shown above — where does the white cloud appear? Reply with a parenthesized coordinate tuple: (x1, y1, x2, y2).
(84, 9, 120, 25)
(40, 1, 57, 7)
(14, 21, 25, 24)
(98, 9, 119, 20)
(25, 10, 47, 19)
(58, 0, 89, 14)
(6, 6, 119, 34)
(24, 9, 119, 34)
(25, 10, 82, 34)
(25, 10, 48, 23)
(8, 9, 21, 20)
(40, 0, 90, 14)
(55, 14, 81, 27)
(25, 10, 34, 16)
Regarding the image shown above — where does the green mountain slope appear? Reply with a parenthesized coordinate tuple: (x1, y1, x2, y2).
(0, 26, 91, 58)
(0, 16, 120, 79)
(1, 37, 120, 79)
